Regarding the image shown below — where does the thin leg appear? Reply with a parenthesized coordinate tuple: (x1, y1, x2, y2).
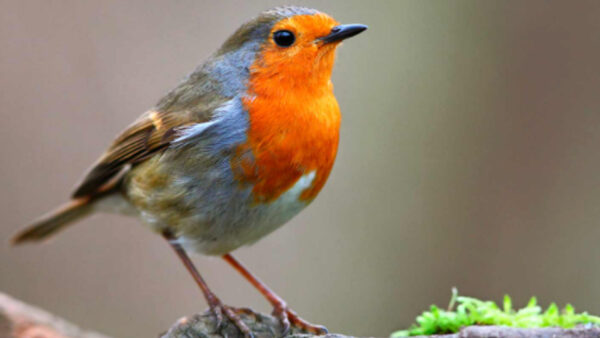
(162, 231, 253, 338)
(223, 253, 328, 335)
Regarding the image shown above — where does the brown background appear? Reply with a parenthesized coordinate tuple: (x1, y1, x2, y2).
(2, 1, 600, 337)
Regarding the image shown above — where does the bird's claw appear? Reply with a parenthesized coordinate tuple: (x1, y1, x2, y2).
(272, 304, 291, 336)
(207, 296, 254, 338)
(272, 303, 328, 336)
(210, 303, 224, 330)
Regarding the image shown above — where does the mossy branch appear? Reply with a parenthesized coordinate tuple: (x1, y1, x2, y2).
(2, 291, 600, 338)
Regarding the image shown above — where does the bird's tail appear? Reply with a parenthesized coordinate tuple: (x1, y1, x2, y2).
(12, 198, 93, 245)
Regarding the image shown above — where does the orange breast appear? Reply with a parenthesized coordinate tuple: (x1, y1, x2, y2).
(231, 55, 341, 203)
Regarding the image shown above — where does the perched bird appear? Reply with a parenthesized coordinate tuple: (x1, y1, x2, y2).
(12, 6, 366, 337)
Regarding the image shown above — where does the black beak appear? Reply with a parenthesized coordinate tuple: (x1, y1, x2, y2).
(320, 24, 368, 43)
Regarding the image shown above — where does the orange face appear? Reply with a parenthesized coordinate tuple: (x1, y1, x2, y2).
(250, 13, 341, 91)
(232, 13, 345, 203)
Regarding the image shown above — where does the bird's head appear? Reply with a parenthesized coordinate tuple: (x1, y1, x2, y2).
(216, 7, 367, 91)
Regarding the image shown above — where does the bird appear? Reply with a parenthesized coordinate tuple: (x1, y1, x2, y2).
(12, 6, 366, 337)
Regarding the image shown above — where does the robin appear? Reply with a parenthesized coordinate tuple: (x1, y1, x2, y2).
(12, 6, 366, 337)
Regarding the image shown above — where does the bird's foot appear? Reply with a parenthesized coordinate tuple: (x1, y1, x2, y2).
(271, 302, 328, 336)
(207, 294, 254, 338)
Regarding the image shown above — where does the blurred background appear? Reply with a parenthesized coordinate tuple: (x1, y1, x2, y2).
(2, 0, 600, 337)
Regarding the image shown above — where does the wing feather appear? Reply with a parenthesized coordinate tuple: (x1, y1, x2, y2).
(71, 68, 229, 199)
(72, 110, 196, 198)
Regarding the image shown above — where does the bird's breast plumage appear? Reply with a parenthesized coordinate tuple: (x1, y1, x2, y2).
(231, 90, 340, 203)
(126, 85, 340, 254)
(230, 43, 341, 204)
(125, 14, 342, 254)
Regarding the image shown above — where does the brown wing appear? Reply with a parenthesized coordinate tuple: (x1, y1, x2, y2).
(72, 110, 194, 198)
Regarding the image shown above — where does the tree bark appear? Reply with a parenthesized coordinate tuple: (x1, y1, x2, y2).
(2, 292, 599, 338)
(161, 310, 347, 338)
(0, 292, 110, 338)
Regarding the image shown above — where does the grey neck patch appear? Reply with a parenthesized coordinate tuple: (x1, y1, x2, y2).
(155, 6, 321, 110)
(203, 40, 262, 98)
(203, 7, 320, 98)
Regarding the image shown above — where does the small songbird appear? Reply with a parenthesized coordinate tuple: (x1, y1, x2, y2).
(12, 6, 366, 337)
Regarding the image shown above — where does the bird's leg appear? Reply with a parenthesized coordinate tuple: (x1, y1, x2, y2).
(162, 231, 254, 338)
(223, 253, 328, 336)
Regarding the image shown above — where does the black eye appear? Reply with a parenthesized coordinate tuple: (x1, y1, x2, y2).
(273, 30, 295, 47)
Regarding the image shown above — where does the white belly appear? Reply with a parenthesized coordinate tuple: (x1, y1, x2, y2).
(176, 171, 317, 255)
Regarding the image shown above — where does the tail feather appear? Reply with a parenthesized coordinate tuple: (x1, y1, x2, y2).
(12, 198, 92, 245)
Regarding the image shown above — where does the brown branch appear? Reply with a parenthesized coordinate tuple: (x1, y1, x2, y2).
(2, 292, 600, 338)
(161, 310, 600, 338)
(0, 292, 110, 338)
(160, 310, 348, 338)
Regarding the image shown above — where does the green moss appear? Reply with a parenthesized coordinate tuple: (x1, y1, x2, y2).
(391, 288, 600, 337)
